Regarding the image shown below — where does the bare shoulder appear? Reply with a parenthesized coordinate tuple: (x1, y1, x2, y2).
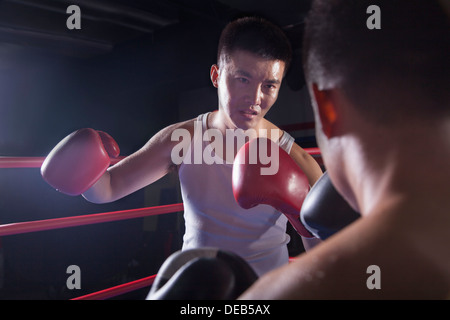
(116, 117, 197, 169)
(241, 206, 450, 299)
(261, 118, 306, 156)
(327, 207, 450, 298)
(261, 119, 308, 160)
(260, 118, 283, 141)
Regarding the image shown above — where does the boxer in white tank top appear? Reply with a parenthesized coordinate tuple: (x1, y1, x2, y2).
(179, 112, 295, 276)
(81, 17, 323, 278)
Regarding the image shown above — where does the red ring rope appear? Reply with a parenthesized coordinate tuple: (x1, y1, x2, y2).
(0, 203, 183, 237)
(72, 275, 157, 300)
(0, 156, 125, 168)
(304, 147, 321, 155)
(0, 148, 321, 169)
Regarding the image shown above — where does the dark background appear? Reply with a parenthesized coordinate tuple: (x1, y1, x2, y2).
(0, 0, 315, 299)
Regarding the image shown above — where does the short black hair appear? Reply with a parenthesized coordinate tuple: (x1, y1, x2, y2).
(217, 16, 293, 75)
(303, 0, 450, 123)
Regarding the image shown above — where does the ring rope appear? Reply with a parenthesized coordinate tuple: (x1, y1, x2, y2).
(71, 274, 157, 300)
(0, 148, 321, 169)
(0, 203, 183, 237)
(0, 156, 125, 168)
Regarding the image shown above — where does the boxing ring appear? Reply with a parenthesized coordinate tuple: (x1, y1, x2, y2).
(0, 147, 321, 300)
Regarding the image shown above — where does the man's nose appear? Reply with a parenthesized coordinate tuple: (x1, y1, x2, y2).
(245, 84, 263, 106)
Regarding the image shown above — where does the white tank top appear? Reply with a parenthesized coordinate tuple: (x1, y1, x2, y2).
(178, 112, 295, 276)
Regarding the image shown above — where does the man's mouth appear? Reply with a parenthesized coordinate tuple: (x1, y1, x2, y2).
(240, 109, 258, 119)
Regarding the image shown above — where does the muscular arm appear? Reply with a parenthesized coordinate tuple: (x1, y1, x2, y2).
(82, 120, 194, 203)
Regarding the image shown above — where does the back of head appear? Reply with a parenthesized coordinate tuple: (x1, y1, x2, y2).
(303, 0, 450, 124)
(217, 16, 292, 75)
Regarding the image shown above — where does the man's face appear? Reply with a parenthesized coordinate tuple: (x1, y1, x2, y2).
(213, 50, 285, 130)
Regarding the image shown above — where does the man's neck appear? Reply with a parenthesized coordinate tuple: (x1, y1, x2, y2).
(345, 118, 450, 216)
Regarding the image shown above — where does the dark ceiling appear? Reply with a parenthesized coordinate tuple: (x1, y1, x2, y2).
(0, 0, 312, 59)
(0, 0, 313, 157)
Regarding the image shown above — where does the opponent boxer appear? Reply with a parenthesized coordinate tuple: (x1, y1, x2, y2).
(41, 17, 323, 277)
(239, 0, 450, 299)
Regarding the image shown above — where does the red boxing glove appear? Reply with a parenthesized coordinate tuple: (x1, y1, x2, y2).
(232, 137, 314, 238)
(41, 128, 120, 196)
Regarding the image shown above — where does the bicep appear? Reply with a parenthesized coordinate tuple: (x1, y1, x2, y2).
(105, 123, 189, 201)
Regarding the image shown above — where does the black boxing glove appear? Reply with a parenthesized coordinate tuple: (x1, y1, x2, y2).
(146, 248, 258, 300)
(300, 171, 360, 240)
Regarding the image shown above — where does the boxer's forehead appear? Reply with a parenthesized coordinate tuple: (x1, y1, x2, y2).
(222, 49, 284, 84)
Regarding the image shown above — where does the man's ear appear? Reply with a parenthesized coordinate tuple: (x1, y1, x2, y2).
(312, 83, 338, 138)
(210, 65, 219, 88)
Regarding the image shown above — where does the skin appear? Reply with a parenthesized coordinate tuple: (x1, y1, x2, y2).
(238, 82, 450, 299)
(82, 49, 323, 242)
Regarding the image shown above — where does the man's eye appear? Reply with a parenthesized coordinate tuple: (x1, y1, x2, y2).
(237, 77, 249, 84)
